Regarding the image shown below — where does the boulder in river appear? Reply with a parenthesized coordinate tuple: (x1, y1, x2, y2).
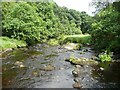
(72, 82, 81, 89)
(66, 57, 99, 66)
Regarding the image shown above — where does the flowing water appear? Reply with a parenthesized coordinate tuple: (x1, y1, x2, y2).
(1, 44, 120, 88)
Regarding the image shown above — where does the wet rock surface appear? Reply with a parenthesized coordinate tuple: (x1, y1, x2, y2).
(61, 43, 80, 50)
(40, 64, 55, 71)
(2, 44, 120, 88)
(65, 57, 99, 66)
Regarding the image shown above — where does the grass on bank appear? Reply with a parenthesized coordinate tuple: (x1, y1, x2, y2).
(0, 37, 26, 51)
(47, 34, 91, 46)
(59, 34, 91, 44)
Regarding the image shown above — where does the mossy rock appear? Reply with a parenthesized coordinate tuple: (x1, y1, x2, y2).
(66, 57, 99, 66)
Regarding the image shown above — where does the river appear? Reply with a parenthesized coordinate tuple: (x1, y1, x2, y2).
(2, 43, 120, 88)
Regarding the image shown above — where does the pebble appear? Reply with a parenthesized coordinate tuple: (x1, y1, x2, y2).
(14, 61, 23, 65)
(72, 82, 81, 89)
(20, 64, 25, 68)
(100, 67, 104, 71)
(60, 67, 64, 70)
(74, 78, 79, 83)
(40, 64, 55, 71)
(72, 69, 79, 77)
(11, 66, 16, 69)
(32, 71, 39, 77)
(85, 65, 89, 68)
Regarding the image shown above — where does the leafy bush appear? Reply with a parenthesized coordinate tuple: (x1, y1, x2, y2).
(2, 2, 43, 45)
(47, 39, 59, 46)
(98, 51, 112, 62)
(91, 2, 120, 52)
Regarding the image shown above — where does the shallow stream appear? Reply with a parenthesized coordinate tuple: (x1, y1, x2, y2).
(2, 44, 120, 88)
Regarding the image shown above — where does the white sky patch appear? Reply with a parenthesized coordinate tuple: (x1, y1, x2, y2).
(53, 0, 95, 16)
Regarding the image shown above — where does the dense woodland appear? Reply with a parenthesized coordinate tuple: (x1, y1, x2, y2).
(1, 1, 120, 57)
(2, 1, 92, 44)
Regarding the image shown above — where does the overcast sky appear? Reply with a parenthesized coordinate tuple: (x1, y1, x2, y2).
(53, 0, 95, 16)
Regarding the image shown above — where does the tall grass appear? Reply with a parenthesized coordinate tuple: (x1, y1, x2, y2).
(59, 34, 91, 44)
(0, 37, 26, 51)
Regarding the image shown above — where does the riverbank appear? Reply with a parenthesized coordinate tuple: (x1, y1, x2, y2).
(47, 34, 91, 46)
(0, 37, 27, 53)
(0, 34, 91, 55)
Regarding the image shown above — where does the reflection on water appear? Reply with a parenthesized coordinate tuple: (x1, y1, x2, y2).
(92, 62, 120, 83)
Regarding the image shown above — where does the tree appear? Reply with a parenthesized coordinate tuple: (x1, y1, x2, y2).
(2, 2, 43, 45)
(91, 1, 120, 52)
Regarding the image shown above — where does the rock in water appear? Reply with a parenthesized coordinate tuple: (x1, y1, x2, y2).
(100, 67, 104, 71)
(40, 64, 55, 71)
(72, 82, 81, 89)
(72, 70, 79, 77)
(73, 78, 79, 83)
(19, 64, 25, 68)
(72, 65, 81, 77)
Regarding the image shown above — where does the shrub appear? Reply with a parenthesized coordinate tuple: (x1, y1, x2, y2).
(98, 51, 112, 62)
(47, 39, 59, 46)
(0, 36, 26, 51)
(91, 2, 120, 52)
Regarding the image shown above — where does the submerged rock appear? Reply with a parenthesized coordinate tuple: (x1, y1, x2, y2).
(14, 61, 23, 65)
(72, 70, 79, 77)
(31, 70, 40, 77)
(72, 65, 81, 77)
(72, 82, 81, 89)
(14, 61, 25, 68)
(40, 64, 55, 71)
(19, 64, 25, 68)
(45, 54, 58, 58)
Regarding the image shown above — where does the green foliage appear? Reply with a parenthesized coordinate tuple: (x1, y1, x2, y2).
(80, 12, 93, 33)
(2, 2, 43, 45)
(2, 2, 92, 45)
(47, 39, 59, 46)
(98, 51, 112, 62)
(0, 36, 26, 51)
(91, 2, 120, 52)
